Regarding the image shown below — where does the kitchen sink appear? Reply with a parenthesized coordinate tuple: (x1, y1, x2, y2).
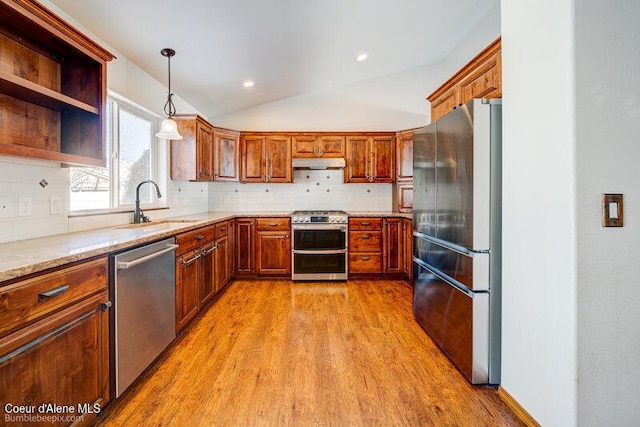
(116, 219, 200, 230)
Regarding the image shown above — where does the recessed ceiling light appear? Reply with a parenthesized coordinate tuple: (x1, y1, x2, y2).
(243, 80, 255, 88)
(355, 52, 368, 62)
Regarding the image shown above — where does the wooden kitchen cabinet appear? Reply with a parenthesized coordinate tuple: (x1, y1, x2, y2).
(348, 217, 383, 273)
(255, 218, 291, 276)
(394, 183, 414, 213)
(0, 257, 110, 426)
(175, 225, 216, 331)
(213, 220, 231, 293)
(214, 128, 240, 181)
(427, 37, 501, 122)
(383, 218, 403, 274)
(171, 114, 215, 181)
(345, 135, 395, 183)
(396, 131, 414, 182)
(236, 218, 255, 275)
(292, 135, 345, 158)
(240, 134, 292, 183)
(0, 0, 114, 166)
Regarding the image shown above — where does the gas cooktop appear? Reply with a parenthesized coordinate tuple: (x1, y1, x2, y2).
(291, 210, 348, 224)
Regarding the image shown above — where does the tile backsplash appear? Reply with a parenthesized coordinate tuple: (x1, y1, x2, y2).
(208, 169, 392, 212)
(0, 156, 209, 243)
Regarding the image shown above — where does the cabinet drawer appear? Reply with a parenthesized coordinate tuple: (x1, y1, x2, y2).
(256, 218, 291, 231)
(0, 257, 108, 337)
(349, 217, 383, 230)
(349, 253, 383, 273)
(349, 231, 382, 252)
(215, 221, 229, 238)
(176, 226, 215, 254)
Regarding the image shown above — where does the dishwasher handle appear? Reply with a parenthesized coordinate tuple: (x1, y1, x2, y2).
(117, 244, 179, 270)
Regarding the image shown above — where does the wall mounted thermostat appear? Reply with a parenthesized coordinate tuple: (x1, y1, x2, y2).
(602, 193, 623, 227)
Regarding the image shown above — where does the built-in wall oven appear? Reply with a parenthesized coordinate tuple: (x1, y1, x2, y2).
(291, 210, 348, 280)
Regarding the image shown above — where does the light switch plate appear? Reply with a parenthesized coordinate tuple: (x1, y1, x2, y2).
(18, 197, 32, 217)
(50, 196, 61, 215)
(603, 193, 623, 227)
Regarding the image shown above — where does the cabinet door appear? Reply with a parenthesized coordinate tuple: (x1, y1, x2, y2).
(0, 292, 110, 424)
(214, 236, 228, 293)
(430, 86, 459, 122)
(344, 136, 369, 183)
(241, 136, 266, 182)
(235, 219, 255, 275)
(371, 136, 395, 183)
(196, 121, 214, 181)
(292, 135, 317, 157)
(255, 231, 291, 275)
(318, 136, 345, 158)
(266, 135, 292, 183)
(397, 183, 413, 212)
(459, 48, 502, 105)
(200, 244, 216, 306)
(396, 132, 414, 181)
(214, 131, 239, 181)
(383, 218, 403, 273)
(228, 220, 236, 277)
(176, 250, 200, 331)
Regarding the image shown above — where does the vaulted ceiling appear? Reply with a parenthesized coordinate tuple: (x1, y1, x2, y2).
(49, 0, 498, 117)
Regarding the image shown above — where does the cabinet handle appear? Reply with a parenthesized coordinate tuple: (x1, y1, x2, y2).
(182, 253, 201, 265)
(361, 222, 371, 226)
(38, 284, 69, 302)
(101, 301, 112, 311)
(220, 227, 227, 231)
(196, 235, 205, 241)
(361, 234, 371, 239)
(269, 223, 278, 226)
(361, 257, 370, 261)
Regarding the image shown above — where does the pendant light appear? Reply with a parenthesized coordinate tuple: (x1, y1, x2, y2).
(155, 48, 182, 140)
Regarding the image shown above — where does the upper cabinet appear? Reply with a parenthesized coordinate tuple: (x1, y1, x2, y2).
(345, 135, 395, 183)
(427, 37, 501, 122)
(213, 128, 240, 182)
(240, 134, 292, 183)
(0, 0, 115, 166)
(170, 114, 214, 182)
(292, 134, 345, 158)
(396, 131, 414, 182)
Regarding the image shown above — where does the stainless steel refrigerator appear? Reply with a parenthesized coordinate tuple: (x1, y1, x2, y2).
(412, 99, 501, 385)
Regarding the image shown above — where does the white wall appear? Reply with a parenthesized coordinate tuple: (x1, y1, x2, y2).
(501, 1, 578, 426)
(575, 1, 640, 425)
(0, 1, 209, 242)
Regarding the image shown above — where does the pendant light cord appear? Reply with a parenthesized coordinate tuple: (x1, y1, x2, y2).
(162, 49, 177, 117)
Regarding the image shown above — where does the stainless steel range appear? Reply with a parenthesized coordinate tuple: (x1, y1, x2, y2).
(291, 210, 348, 280)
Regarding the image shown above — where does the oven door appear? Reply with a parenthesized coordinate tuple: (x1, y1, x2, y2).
(292, 224, 347, 250)
(292, 250, 347, 280)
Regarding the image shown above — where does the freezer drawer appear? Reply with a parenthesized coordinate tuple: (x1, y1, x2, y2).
(413, 259, 490, 384)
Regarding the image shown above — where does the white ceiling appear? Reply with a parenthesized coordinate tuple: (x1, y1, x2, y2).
(49, 0, 498, 118)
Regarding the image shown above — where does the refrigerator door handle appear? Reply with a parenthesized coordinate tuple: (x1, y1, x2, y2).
(413, 231, 490, 256)
(413, 257, 477, 297)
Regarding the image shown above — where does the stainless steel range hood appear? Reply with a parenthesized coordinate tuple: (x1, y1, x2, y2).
(292, 158, 346, 170)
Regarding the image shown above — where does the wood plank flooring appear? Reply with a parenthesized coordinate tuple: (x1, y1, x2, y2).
(97, 280, 523, 426)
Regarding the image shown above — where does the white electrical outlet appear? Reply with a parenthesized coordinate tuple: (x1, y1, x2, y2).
(50, 196, 61, 215)
(0, 198, 11, 218)
(18, 197, 32, 217)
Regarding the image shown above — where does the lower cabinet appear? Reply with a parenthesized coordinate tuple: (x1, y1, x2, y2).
(383, 218, 404, 274)
(175, 247, 202, 332)
(255, 218, 291, 275)
(348, 217, 383, 273)
(0, 258, 110, 426)
(235, 218, 255, 275)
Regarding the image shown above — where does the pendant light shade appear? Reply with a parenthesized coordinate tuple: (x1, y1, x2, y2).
(155, 48, 182, 140)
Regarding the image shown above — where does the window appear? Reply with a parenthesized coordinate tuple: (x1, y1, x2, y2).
(70, 95, 162, 212)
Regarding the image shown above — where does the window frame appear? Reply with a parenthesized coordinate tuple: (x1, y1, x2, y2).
(69, 91, 167, 214)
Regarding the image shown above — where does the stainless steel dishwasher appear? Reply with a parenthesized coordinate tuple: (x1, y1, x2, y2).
(110, 237, 178, 397)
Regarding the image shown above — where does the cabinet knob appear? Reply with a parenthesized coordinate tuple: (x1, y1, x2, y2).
(101, 301, 113, 311)
(196, 235, 204, 240)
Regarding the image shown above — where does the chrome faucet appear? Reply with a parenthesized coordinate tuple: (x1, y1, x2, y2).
(133, 180, 162, 223)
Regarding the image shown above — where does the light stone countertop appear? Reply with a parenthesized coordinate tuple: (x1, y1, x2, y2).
(0, 210, 411, 283)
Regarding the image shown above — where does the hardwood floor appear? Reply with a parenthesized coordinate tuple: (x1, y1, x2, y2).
(98, 280, 522, 426)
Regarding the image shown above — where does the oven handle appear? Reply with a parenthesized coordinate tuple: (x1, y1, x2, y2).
(292, 224, 347, 231)
(293, 249, 347, 255)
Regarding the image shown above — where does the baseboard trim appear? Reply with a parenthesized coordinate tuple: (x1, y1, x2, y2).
(498, 386, 540, 427)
